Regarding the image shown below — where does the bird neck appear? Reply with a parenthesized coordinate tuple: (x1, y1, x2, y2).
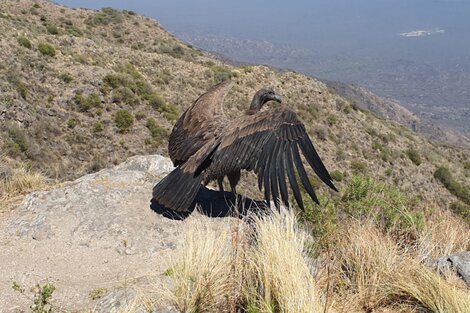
(245, 95, 263, 115)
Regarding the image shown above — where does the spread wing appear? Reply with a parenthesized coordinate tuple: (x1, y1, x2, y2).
(206, 108, 337, 209)
(168, 80, 233, 166)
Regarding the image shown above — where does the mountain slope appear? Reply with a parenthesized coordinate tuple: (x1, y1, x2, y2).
(0, 0, 469, 210)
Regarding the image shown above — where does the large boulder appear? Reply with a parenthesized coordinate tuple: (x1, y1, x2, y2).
(0, 155, 237, 312)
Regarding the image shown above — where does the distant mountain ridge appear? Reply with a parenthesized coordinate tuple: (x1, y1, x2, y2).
(177, 31, 470, 140)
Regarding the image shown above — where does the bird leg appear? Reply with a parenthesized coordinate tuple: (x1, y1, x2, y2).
(217, 177, 225, 194)
(228, 171, 241, 195)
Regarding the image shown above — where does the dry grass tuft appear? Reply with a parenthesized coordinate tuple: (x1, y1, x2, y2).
(388, 264, 470, 313)
(417, 210, 470, 261)
(160, 215, 244, 313)
(246, 208, 324, 313)
(156, 207, 470, 313)
(329, 220, 470, 313)
(0, 162, 47, 212)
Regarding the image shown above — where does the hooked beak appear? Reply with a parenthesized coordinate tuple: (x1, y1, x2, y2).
(271, 94, 282, 103)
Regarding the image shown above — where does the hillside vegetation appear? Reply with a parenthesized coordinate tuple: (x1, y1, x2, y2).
(1, 1, 470, 312)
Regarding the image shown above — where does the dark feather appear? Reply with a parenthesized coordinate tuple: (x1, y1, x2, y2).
(277, 141, 289, 206)
(299, 134, 338, 192)
(286, 142, 304, 210)
(292, 142, 320, 204)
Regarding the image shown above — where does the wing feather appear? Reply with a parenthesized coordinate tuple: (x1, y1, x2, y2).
(205, 107, 336, 208)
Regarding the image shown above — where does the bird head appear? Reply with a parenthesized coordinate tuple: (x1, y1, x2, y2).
(247, 88, 282, 114)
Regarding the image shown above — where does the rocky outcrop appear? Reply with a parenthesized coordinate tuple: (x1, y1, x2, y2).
(434, 252, 470, 288)
(0, 155, 241, 312)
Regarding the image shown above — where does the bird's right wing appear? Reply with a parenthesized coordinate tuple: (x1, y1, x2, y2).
(206, 108, 337, 209)
(168, 80, 234, 165)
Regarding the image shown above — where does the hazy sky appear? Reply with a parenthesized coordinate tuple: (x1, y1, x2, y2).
(55, 0, 470, 62)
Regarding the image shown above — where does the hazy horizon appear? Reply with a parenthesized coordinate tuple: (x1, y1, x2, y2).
(54, 0, 470, 133)
(54, 0, 470, 62)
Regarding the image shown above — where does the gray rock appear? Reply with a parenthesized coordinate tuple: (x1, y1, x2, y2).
(0, 155, 234, 312)
(433, 251, 470, 287)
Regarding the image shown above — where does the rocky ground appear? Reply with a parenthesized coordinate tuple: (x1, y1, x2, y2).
(0, 155, 245, 312)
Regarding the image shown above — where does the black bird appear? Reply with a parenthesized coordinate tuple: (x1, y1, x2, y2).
(154, 80, 337, 212)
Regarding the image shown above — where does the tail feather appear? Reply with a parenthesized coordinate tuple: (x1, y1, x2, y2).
(152, 167, 203, 212)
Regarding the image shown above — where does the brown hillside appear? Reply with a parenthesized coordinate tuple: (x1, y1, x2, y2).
(0, 0, 469, 211)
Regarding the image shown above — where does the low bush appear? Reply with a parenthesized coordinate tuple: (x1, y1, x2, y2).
(46, 24, 59, 35)
(17, 36, 32, 49)
(74, 93, 101, 112)
(406, 148, 422, 166)
(434, 166, 470, 205)
(114, 110, 134, 133)
(145, 118, 168, 147)
(38, 43, 56, 57)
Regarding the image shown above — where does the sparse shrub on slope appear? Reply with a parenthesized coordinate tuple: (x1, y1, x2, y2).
(17, 36, 32, 49)
(114, 110, 134, 133)
(406, 147, 422, 166)
(73, 93, 101, 112)
(342, 175, 425, 235)
(85, 7, 124, 26)
(38, 43, 56, 57)
(434, 166, 470, 205)
(145, 118, 168, 147)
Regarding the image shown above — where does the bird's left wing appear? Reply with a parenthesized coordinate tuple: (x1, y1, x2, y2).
(207, 108, 337, 209)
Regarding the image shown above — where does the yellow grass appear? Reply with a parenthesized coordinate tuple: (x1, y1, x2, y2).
(154, 202, 470, 313)
(0, 163, 47, 212)
(159, 216, 244, 312)
(246, 208, 324, 313)
(328, 220, 470, 313)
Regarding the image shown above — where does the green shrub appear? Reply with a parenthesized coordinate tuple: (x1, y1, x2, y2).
(59, 72, 73, 83)
(314, 127, 328, 141)
(66, 25, 82, 37)
(74, 93, 101, 112)
(135, 111, 146, 120)
(17, 36, 32, 49)
(46, 24, 59, 35)
(342, 175, 424, 234)
(450, 201, 470, 223)
(434, 166, 470, 205)
(147, 93, 166, 109)
(93, 121, 104, 133)
(13, 281, 56, 313)
(464, 161, 470, 171)
(299, 193, 338, 251)
(405, 148, 422, 166)
(8, 75, 28, 99)
(350, 160, 367, 174)
(146, 118, 168, 147)
(111, 87, 138, 105)
(207, 65, 235, 83)
(159, 44, 185, 58)
(326, 114, 337, 126)
(5, 125, 29, 155)
(67, 118, 78, 129)
(114, 110, 134, 132)
(330, 170, 344, 182)
(103, 73, 136, 91)
(38, 43, 56, 57)
(85, 7, 123, 26)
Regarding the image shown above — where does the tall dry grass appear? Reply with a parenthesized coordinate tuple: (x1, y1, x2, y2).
(159, 207, 325, 313)
(245, 208, 324, 313)
(328, 220, 470, 313)
(157, 206, 470, 313)
(0, 162, 47, 212)
(159, 216, 246, 312)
